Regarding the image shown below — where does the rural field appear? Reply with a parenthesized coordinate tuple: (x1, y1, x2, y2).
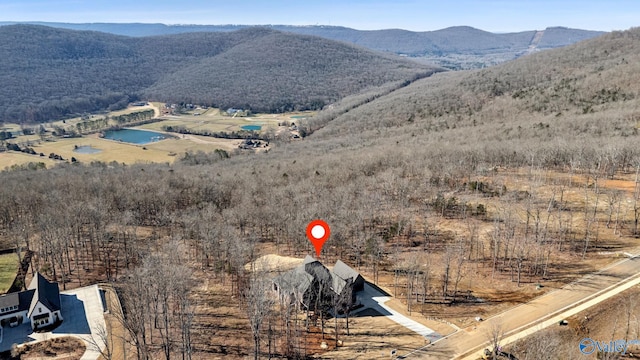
(0, 104, 312, 170)
(139, 106, 311, 134)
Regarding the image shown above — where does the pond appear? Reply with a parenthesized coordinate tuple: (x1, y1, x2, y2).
(290, 115, 307, 119)
(241, 125, 262, 131)
(73, 145, 102, 154)
(102, 129, 168, 145)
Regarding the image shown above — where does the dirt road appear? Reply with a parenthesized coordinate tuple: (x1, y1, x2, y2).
(400, 253, 640, 359)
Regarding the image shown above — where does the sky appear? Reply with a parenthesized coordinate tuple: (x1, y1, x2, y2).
(0, 0, 638, 32)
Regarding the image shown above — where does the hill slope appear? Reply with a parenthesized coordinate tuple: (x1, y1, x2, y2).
(0, 25, 437, 123)
(0, 22, 605, 69)
(307, 27, 640, 167)
(142, 31, 431, 112)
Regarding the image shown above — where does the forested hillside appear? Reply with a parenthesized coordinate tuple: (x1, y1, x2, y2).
(1, 22, 604, 56)
(1, 25, 639, 360)
(311, 27, 640, 148)
(0, 25, 437, 123)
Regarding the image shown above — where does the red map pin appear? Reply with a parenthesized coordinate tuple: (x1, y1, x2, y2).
(306, 220, 330, 258)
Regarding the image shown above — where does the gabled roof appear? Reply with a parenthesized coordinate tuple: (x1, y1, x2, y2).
(330, 272, 348, 295)
(304, 260, 332, 285)
(332, 260, 361, 282)
(27, 272, 61, 316)
(303, 255, 317, 265)
(0, 289, 36, 316)
(274, 267, 314, 295)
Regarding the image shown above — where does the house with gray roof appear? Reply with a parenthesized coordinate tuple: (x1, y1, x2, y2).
(273, 256, 364, 311)
(332, 260, 365, 298)
(0, 272, 63, 330)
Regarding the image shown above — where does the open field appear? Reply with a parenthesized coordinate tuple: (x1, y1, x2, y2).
(139, 108, 312, 133)
(0, 105, 310, 168)
(0, 252, 19, 293)
(0, 152, 57, 170)
(24, 135, 242, 165)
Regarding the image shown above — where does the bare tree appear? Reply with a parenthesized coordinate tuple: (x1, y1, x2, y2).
(484, 320, 504, 359)
(511, 330, 560, 360)
(245, 275, 275, 360)
(87, 323, 114, 360)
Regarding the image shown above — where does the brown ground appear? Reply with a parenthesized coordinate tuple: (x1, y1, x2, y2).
(100, 285, 131, 360)
(16, 337, 85, 360)
(6, 167, 640, 359)
(317, 310, 426, 360)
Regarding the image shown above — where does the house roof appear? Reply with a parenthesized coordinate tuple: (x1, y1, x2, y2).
(0, 292, 19, 310)
(303, 255, 317, 265)
(276, 257, 362, 305)
(330, 273, 348, 295)
(274, 266, 314, 295)
(28, 272, 61, 316)
(332, 260, 361, 282)
(0, 289, 36, 317)
(304, 261, 332, 285)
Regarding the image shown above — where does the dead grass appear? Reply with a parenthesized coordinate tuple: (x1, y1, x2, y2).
(0, 134, 238, 168)
(16, 337, 85, 360)
(317, 312, 425, 360)
(0, 152, 57, 170)
(138, 109, 313, 134)
(244, 254, 304, 272)
(188, 269, 254, 359)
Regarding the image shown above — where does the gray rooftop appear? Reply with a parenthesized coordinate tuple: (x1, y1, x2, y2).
(333, 260, 360, 282)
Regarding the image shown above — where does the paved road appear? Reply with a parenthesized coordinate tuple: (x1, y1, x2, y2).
(354, 283, 442, 343)
(400, 254, 640, 359)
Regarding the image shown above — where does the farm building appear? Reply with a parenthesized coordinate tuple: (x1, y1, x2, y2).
(0, 272, 63, 330)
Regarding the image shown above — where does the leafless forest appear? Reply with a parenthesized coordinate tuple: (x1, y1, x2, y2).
(1, 28, 640, 359)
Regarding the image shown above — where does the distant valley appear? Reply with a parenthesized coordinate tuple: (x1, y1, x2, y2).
(0, 22, 605, 69)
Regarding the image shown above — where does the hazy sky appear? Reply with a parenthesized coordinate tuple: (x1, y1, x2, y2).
(0, 0, 637, 32)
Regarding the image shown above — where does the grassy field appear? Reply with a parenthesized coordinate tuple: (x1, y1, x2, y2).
(0, 152, 57, 170)
(1, 132, 243, 168)
(138, 108, 313, 133)
(0, 106, 311, 168)
(31, 134, 244, 164)
(0, 252, 19, 293)
(0, 135, 232, 168)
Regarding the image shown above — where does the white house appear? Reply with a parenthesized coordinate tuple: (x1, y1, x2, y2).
(0, 272, 63, 330)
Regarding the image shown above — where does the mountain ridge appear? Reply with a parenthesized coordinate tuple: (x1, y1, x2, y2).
(0, 21, 603, 54)
(0, 24, 438, 123)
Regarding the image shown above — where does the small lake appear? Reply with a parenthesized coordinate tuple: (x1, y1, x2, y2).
(103, 129, 168, 145)
(73, 145, 102, 154)
(290, 115, 307, 119)
(241, 125, 262, 131)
